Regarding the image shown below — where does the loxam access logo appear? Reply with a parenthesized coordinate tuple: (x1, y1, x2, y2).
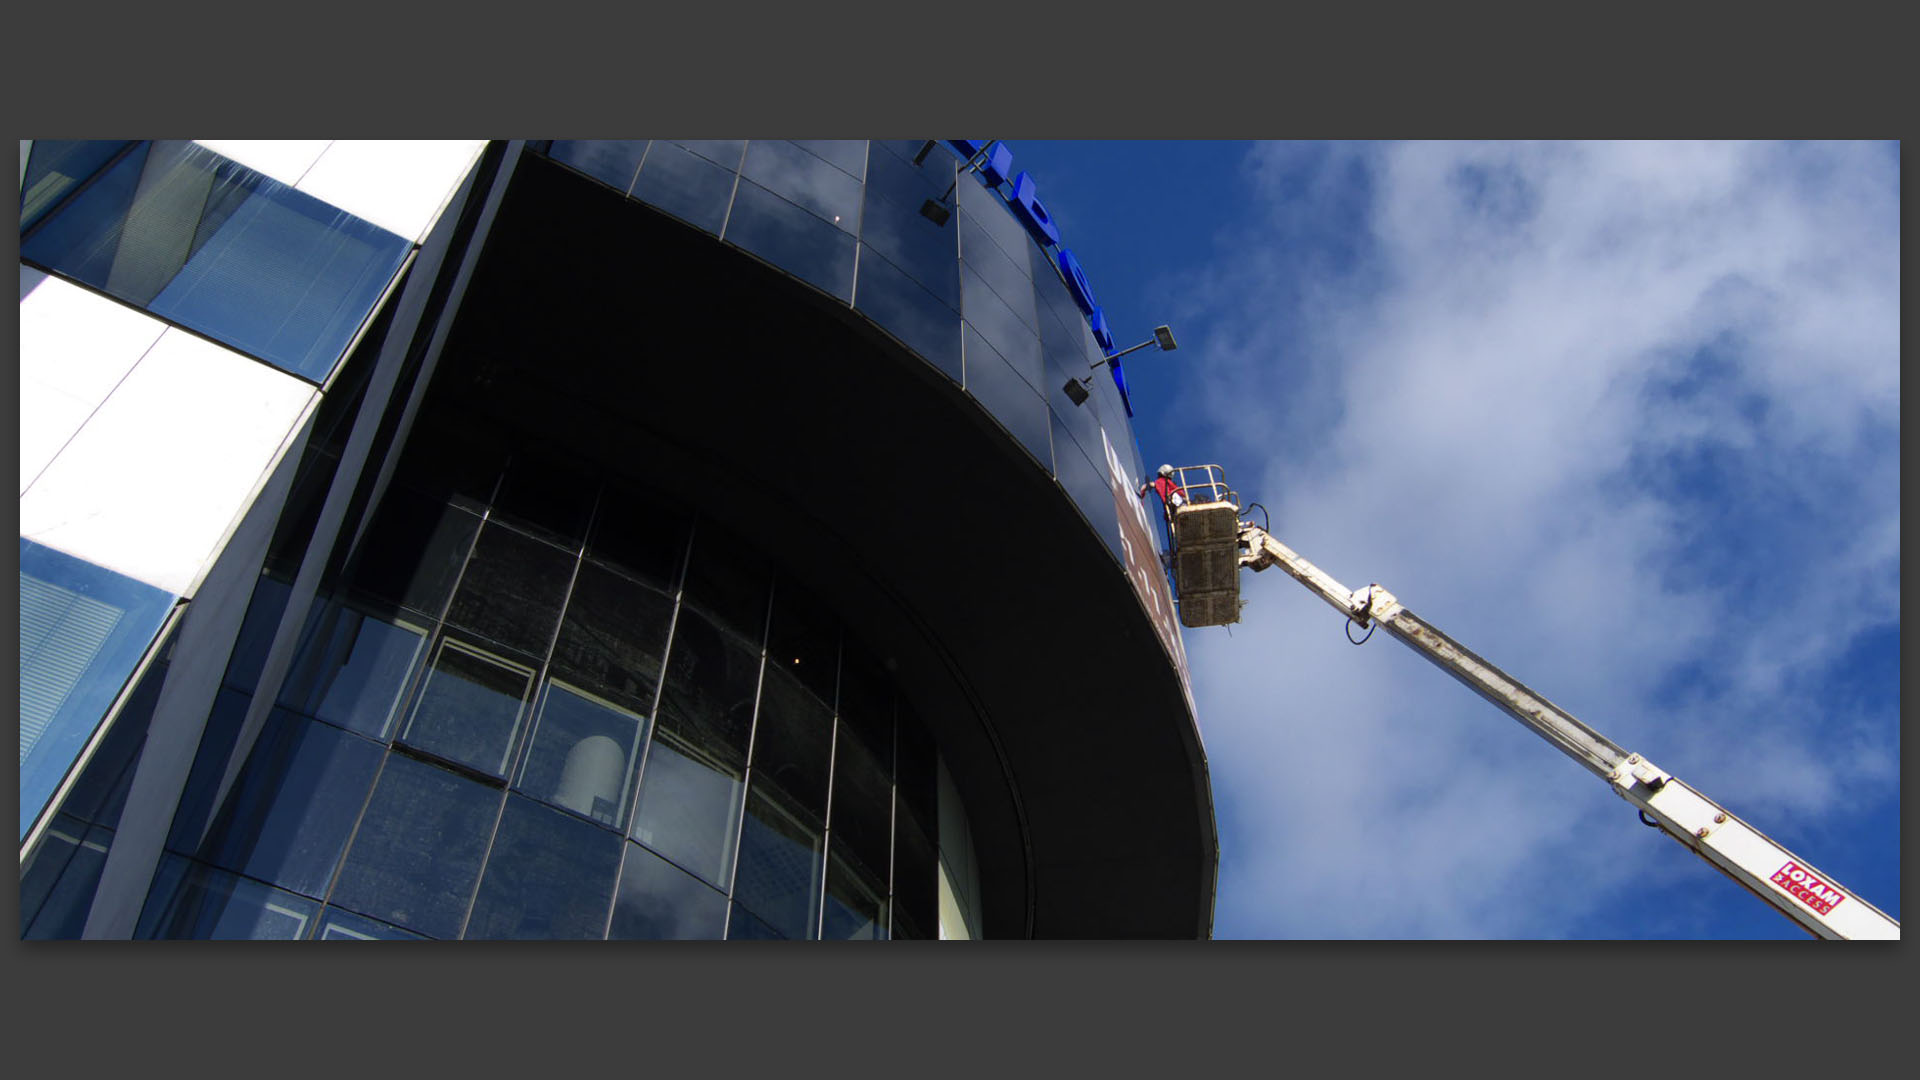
(1771, 861, 1848, 916)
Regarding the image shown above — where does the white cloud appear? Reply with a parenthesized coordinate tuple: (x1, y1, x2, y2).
(1174, 141, 1898, 938)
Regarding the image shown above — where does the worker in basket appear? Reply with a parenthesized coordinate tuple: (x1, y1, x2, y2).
(1139, 464, 1186, 518)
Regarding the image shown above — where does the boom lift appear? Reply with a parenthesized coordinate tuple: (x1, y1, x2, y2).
(1155, 465, 1899, 940)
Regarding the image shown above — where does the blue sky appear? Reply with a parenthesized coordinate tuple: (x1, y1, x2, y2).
(1009, 140, 1900, 939)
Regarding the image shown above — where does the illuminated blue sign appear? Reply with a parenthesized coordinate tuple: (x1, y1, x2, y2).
(946, 140, 1133, 415)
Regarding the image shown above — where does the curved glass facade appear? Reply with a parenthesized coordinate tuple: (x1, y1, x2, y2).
(536, 139, 1154, 567)
(133, 446, 945, 939)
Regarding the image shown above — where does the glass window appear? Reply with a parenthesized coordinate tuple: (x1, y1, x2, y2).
(547, 140, 649, 194)
(608, 841, 729, 940)
(164, 686, 254, 856)
(851, 245, 962, 383)
(740, 140, 862, 234)
(726, 901, 785, 940)
(963, 327, 1054, 471)
(492, 451, 599, 549)
(789, 140, 867, 180)
(548, 560, 675, 718)
(340, 488, 483, 620)
(892, 813, 938, 943)
(22, 140, 411, 383)
(1043, 307, 1109, 455)
(821, 851, 888, 941)
(313, 906, 426, 940)
(961, 213, 1039, 331)
(19, 140, 135, 232)
(767, 576, 839, 705)
(194, 711, 385, 899)
(398, 637, 538, 778)
(630, 726, 746, 892)
(631, 141, 737, 236)
(1032, 242, 1093, 348)
(731, 784, 824, 940)
(828, 719, 892, 887)
(50, 622, 169, 832)
(442, 522, 577, 658)
(957, 173, 1038, 274)
(669, 140, 746, 170)
(327, 752, 504, 939)
(961, 266, 1044, 391)
(723, 179, 857, 302)
(586, 490, 691, 593)
(1053, 439, 1126, 565)
(859, 170, 961, 309)
(894, 705, 936, 842)
(20, 817, 114, 939)
(19, 538, 175, 840)
(516, 681, 647, 829)
(464, 795, 624, 939)
(833, 642, 893, 764)
(748, 665, 834, 827)
(865, 141, 954, 211)
(221, 573, 292, 697)
(137, 856, 322, 940)
(277, 599, 430, 740)
(680, 526, 771, 644)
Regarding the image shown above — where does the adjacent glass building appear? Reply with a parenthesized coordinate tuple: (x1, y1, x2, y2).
(19, 140, 1217, 939)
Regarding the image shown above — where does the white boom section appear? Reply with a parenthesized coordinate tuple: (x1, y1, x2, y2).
(1238, 525, 1898, 941)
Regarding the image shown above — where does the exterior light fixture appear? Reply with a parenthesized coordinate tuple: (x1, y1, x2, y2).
(919, 140, 1001, 227)
(1063, 325, 1177, 407)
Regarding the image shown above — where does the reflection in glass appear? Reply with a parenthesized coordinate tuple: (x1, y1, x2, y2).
(852, 245, 961, 382)
(517, 682, 646, 829)
(731, 783, 825, 940)
(766, 577, 839, 705)
(632, 141, 737, 236)
(749, 665, 833, 826)
(19, 140, 134, 232)
(680, 530, 770, 646)
(630, 728, 746, 892)
(958, 172, 1039, 273)
(1054, 440, 1126, 564)
(222, 573, 292, 697)
(586, 492, 691, 592)
(789, 140, 867, 180)
(20, 817, 113, 939)
(22, 140, 409, 382)
(164, 687, 254, 855)
(962, 265, 1044, 390)
(727, 901, 784, 940)
(960, 214, 1039, 330)
(548, 560, 675, 717)
(195, 712, 385, 898)
(741, 140, 863, 234)
(723, 179, 857, 302)
(828, 720, 893, 885)
(963, 327, 1054, 471)
(277, 600, 429, 739)
(548, 140, 649, 194)
(399, 638, 536, 777)
(492, 451, 599, 548)
(314, 906, 426, 940)
(328, 753, 502, 940)
(669, 140, 746, 169)
(138, 856, 321, 940)
(344, 489, 482, 618)
(821, 852, 888, 941)
(858, 176, 960, 308)
(441, 522, 576, 657)
(464, 796, 624, 940)
(608, 842, 729, 940)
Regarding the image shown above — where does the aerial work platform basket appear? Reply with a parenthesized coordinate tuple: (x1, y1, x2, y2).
(1165, 465, 1244, 628)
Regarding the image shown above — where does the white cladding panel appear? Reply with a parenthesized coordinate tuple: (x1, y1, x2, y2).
(296, 140, 487, 243)
(18, 328, 316, 596)
(19, 269, 171, 493)
(189, 141, 333, 189)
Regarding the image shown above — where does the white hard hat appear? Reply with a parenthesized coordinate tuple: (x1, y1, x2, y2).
(1158, 464, 1174, 477)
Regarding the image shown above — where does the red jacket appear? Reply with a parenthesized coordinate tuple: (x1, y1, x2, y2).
(1144, 476, 1184, 504)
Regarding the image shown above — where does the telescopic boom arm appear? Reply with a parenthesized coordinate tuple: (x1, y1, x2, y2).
(1235, 523, 1899, 940)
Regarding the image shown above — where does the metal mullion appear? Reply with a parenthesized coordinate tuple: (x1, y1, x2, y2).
(814, 629, 844, 942)
(718, 570, 776, 935)
(715, 141, 748, 242)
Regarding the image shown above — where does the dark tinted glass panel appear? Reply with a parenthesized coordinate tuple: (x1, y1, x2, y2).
(165, 687, 253, 855)
(138, 857, 322, 940)
(632, 141, 736, 235)
(314, 906, 426, 940)
(670, 140, 746, 169)
(549, 560, 675, 717)
(18, 140, 152, 288)
(833, 642, 893, 762)
(957, 173, 1038, 271)
(859, 175, 961, 308)
(963, 327, 1053, 470)
(19, 140, 133, 232)
(442, 522, 575, 657)
(851, 246, 962, 382)
(25, 141, 410, 382)
(222, 573, 292, 696)
(195, 711, 384, 898)
(892, 814, 938, 941)
(1033, 242, 1094, 351)
(343, 489, 482, 618)
(790, 140, 867, 180)
(766, 577, 839, 704)
(516, 682, 647, 829)
(464, 796, 623, 939)
(749, 665, 834, 826)
(20, 818, 112, 939)
(608, 842, 729, 940)
(961, 213, 1039, 330)
(1044, 309, 1108, 454)
(493, 452, 599, 548)
(390, 422, 510, 513)
(1055, 439, 1125, 563)
(727, 901, 784, 940)
(277, 600, 429, 739)
(821, 851, 888, 941)
(630, 727, 746, 891)
(548, 140, 648, 194)
(732, 785, 824, 940)
(828, 721, 893, 883)
(740, 140, 862, 234)
(398, 638, 537, 777)
(52, 626, 168, 831)
(865, 141, 954, 209)
(328, 752, 503, 939)
(19, 538, 175, 839)
(586, 491, 690, 592)
(895, 705, 936, 841)
(654, 607, 762, 767)
(724, 179, 857, 301)
(962, 266, 1044, 391)
(680, 527, 770, 643)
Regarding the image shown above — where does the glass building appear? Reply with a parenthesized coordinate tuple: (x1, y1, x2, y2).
(18, 140, 1217, 939)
